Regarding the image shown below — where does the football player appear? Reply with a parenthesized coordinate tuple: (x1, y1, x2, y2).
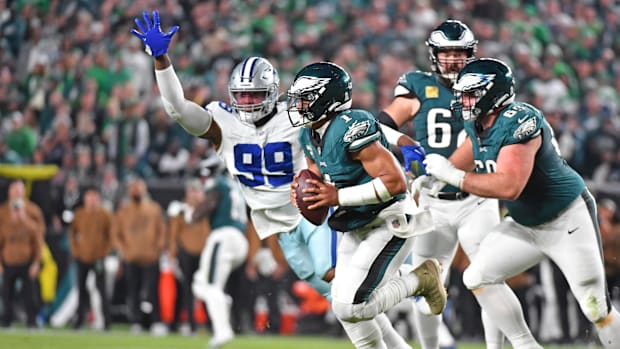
(132, 11, 411, 349)
(189, 155, 248, 347)
(379, 20, 504, 349)
(425, 57, 620, 348)
(288, 61, 446, 349)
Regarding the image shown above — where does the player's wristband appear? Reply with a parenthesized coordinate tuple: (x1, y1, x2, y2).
(338, 178, 392, 206)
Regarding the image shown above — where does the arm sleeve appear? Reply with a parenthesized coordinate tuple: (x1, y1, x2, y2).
(377, 111, 398, 129)
(155, 65, 213, 136)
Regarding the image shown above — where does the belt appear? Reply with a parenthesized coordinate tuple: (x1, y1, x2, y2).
(436, 192, 470, 201)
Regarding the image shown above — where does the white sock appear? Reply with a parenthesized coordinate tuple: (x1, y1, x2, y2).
(412, 305, 440, 349)
(482, 308, 505, 349)
(203, 288, 233, 339)
(340, 318, 386, 349)
(376, 312, 412, 349)
(438, 318, 456, 347)
(473, 284, 542, 349)
(597, 306, 620, 348)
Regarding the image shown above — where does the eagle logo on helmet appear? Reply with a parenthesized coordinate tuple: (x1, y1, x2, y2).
(289, 76, 331, 96)
(455, 73, 496, 91)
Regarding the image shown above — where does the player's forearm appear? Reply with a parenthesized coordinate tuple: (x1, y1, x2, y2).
(154, 63, 212, 136)
(461, 172, 524, 200)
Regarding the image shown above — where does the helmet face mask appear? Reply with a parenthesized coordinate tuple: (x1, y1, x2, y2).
(452, 58, 515, 122)
(287, 62, 353, 128)
(228, 57, 280, 124)
(426, 20, 478, 84)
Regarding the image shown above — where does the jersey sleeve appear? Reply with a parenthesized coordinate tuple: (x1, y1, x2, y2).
(503, 106, 543, 146)
(394, 71, 431, 98)
(339, 110, 382, 153)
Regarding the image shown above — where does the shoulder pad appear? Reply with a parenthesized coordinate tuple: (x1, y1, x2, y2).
(500, 103, 543, 144)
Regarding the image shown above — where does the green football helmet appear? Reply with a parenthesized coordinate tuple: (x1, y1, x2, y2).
(426, 19, 477, 84)
(287, 62, 353, 127)
(451, 58, 515, 121)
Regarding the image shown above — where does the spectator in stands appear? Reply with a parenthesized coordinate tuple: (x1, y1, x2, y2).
(0, 133, 22, 164)
(6, 110, 37, 161)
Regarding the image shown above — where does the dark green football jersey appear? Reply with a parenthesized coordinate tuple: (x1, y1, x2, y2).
(463, 102, 585, 226)
(300, 109, 405, 231)
(397, 71, 465, 192)
(205, 175, 247, 233)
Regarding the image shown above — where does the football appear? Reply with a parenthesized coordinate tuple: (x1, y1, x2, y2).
(295, 169, 329, 226)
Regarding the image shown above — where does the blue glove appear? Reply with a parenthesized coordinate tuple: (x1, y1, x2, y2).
(401, 144, 426, 177)
(131, 10, 179, 57)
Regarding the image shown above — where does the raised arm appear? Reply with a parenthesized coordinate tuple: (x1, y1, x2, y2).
(131, 10, 222, 147)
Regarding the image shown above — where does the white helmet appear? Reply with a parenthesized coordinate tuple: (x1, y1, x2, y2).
(228, 57, 280, 124)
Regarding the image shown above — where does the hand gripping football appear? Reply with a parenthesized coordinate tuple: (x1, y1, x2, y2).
(295, 169, 328, 226)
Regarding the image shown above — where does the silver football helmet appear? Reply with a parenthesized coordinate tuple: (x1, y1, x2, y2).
(228, 57, 280, 124)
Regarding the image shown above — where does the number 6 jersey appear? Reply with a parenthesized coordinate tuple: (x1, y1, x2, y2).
(207, 100, 306, 239)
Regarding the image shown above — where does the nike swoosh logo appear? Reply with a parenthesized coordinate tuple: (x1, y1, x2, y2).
(518, 117, 528, 123)
(568, 227, 579, 234)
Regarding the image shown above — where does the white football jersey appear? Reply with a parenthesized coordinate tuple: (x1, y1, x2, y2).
(207, 100, 305, 239)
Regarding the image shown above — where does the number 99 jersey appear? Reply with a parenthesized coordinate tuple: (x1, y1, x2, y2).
(207, 100, 306, 240)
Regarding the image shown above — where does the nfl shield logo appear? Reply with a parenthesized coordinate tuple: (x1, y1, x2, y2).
(391, 219, 401, 229)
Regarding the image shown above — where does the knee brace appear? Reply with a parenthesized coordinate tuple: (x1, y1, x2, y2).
(463, 265, 483, 290)
(578, 293, 609, 323)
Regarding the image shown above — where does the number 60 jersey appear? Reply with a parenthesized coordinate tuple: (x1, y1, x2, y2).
(206, 100, 306, 240)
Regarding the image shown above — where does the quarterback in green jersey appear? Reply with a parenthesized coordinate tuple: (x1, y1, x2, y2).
(287, 61, 446, 349)
(424, 58, 620, 348)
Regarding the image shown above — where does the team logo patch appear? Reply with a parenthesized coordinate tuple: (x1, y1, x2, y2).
(425, 86, 439, 98)
(343, 120, 370, 142)
(513, 117, 537, 140)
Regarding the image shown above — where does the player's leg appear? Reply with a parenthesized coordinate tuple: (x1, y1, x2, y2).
(409, 197, 459, 349)
(331, 225, 421, 323)
(458, 197, 504, 349)
(543, 192, 620, 348)
(331, 231, 386, 349)
(462, 219, 544, 349)
(277, 222, 332, 299)
(193, 227, 248, 348)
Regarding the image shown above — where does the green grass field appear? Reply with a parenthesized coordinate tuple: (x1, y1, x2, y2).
(0, 329, 599, 349)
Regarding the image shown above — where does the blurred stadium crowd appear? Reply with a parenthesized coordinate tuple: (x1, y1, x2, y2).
(0, 0, 619, 345)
